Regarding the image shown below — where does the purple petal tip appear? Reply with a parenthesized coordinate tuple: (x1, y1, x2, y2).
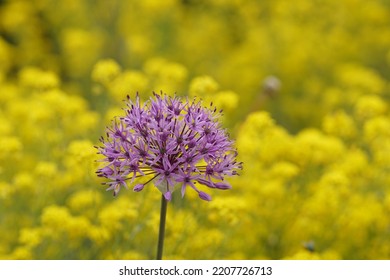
(133, 184, 144, 192)
(164, 191, 172, 201)
(197, 178, 215, 188)
(214, 182, 232, 190)
(198, 191, 212, 201)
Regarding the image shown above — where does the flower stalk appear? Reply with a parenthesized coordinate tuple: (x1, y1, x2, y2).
(156, 194, 168, 260)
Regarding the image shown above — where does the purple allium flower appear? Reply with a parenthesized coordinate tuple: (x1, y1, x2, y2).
(96, 92, 242, 201)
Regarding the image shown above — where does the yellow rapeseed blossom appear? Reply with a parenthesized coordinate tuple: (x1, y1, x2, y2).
(144, 57, 188, 93)
(293, 129, 345, 166)
(213, 90, 239, 112)
(18, 228, 42, 249)
(322, 110, 357, 140)
(189, 76, 219, 97)
(0, 136, 22, 161)
(64, 140, 98, 182)
(332, 149, 368, 178)
(18, 67, 60, 91)
(0, 1, 33, 34)
(10, 247, 33, 260)
(34, 161, 58, 179)
(98, 197, 138, 233)
(67, 190, 103, 214)
(13, 172, 35, 193)
(269, 161, 300, 182)
(238, 111, 292, 165)
(336, 64, 386, 95)
(207, 196, 248, 226)
(108, 70, 149, 102)
(91, 59, 122, 86)
(354, 95, 387, 120)
(363, 116, 390, 142)
(41, 205, 72, 229)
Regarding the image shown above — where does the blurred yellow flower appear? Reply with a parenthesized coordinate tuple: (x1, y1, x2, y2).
(91, 59, 122, 86)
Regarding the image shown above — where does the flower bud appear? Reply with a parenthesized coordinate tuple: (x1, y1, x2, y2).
(197, 178, 215, 188)
(198, 191, 212, 201)
(133, 184, 145, 192)
(164, 191, 172, 201)
(214, 182, 232, 190)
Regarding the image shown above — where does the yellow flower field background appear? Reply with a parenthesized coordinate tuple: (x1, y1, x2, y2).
(1, 0, 390, 259)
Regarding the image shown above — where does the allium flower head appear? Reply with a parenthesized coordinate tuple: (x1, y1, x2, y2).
(96, 92, 242, 201)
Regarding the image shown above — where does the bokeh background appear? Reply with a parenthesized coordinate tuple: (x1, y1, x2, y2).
(1, 0, 390, 259)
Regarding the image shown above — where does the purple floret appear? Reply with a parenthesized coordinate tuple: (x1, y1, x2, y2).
(96, 92, 242, 201)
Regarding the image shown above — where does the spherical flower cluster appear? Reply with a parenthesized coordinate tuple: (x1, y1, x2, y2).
(96, 92, 242, 201)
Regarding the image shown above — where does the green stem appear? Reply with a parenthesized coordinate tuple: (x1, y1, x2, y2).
(156, 195, 168, 260)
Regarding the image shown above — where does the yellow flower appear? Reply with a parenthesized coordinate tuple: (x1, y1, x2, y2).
(208, 196, 248, 226)
(41, 205, 72, 229)
(104, 107, 124, 124)
(143, 57, 188, 93)
(337, 195, 386, 247)
(318, 171, 350, 198)
(0, 136, 22, 161)
(237, 111, 292, 165)
(88, 226, 111, 246)
(63, 140, 98, 181)
(188, 228, 224, 258)
(109, 71, 149, 102)
(18, 228, 42, 248)
(67, 189, 103, 214)
(34, 161, 58, 179)
(65, 140, 96, 165)
(98, 197, 138, 232)
(333, 149, 368, 177)
(18, 67, 60, 91)
(125, 34, 152, 58)
(10, 247, 33, 260)
(121, 251, 147, 260)
(189, 76, 219, 97)
(284, 249, 321, 260)
(370, 138, 390, 167)
(363, 116, 390, 143)
(13, 172, 35, 193)
(0, 1, 33, 33)
(66, 215, 93, 240)
(322, 110, 357, 139)
(247, 111, 275, 129)
(355, 95, 387, 120)
(293, 129, 345, 166)
(140, 0, 178, 12)
(269, 161, 300, 181)
(212, 90, 239, 112)
(91, 59, 122, 86)
(336, 64, 385, 95)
